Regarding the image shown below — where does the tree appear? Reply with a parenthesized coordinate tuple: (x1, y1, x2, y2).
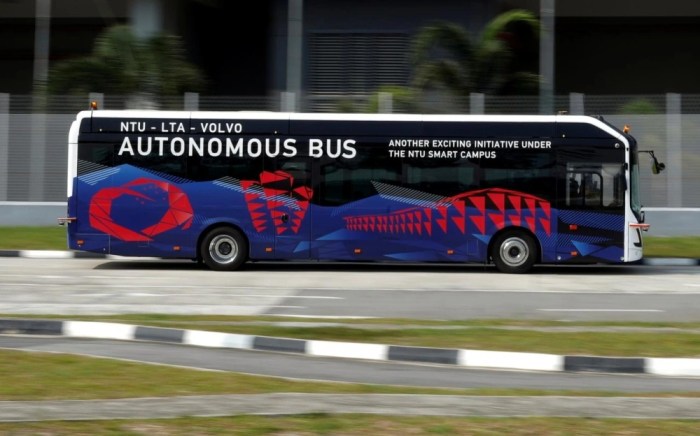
(412, 10, 540, 97)
(47, 25, 205, 97)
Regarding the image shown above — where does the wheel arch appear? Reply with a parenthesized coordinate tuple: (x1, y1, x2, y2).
(196, 222, 250, 262)
(487, 226, 543, 264)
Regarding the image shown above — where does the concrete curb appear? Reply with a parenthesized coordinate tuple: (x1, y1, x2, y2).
(2, 318, 699, 377)
(1, 249, 699, 266)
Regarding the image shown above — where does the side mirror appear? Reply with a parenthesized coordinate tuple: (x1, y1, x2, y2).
(652, 160, 666, 175)
(640, 150, 665, 174)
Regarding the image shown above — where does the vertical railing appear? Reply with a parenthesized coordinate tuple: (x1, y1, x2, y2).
(0, 91, 696, 206)
(0, 94, 8, 202)
(28, 98, 47, 201)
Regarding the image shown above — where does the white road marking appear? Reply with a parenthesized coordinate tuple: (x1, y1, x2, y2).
(65, 293, 342, 299)
(538, 309, 664, 312)
(267, 314, 377, 319)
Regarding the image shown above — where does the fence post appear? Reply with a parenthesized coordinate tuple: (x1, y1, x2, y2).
(0, 94, 8, 201)
(28, 95, 46, 201)
(184, 92, 199, 111)
(470, 93, 484, 114)
(666, 93, 682, 207)
(281, 91, 297, 112)
(378, 92, 393, 113)
(569, 92, 584, 115)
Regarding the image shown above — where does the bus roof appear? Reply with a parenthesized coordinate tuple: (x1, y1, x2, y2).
(75, 110, 630, 143)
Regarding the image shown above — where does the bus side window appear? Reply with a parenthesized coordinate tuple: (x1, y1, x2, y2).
(568, 175, 582, 205)
(319, 142, 400, 206)
(566, 165, 622, 210)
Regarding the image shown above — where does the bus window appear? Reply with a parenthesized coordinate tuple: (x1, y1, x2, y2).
(480, 151, 555, 199)
(319, 142, 400, 206)
(78, 143, 113, 173)
(566, 163, 624, 209)
(405, 157, 478, 196)
(116, 148, 187, 179)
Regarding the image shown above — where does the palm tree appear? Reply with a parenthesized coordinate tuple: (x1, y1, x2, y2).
(47, 25, 204, 98)
(412, 10, 540, 97)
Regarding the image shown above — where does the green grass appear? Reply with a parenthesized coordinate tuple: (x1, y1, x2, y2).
(1, 226, 699, 258)
(2, 349, 700, 433)
(0, 226, 67, 250)
(643, 236, 700, 258)
(8, 348, 689, 401)
(2, 416, 700, 435)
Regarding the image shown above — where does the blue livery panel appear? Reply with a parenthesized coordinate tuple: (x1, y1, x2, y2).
(68, 113, 632, 268)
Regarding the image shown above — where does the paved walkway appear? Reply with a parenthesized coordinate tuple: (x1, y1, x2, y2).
(2, 394, 700, 421)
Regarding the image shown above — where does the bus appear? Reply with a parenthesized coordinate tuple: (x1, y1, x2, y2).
(61, 109, 664, 273)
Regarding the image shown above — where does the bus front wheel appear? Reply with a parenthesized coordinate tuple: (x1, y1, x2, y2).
(491, 231, 537, 274)
(200, 227, 248, 271)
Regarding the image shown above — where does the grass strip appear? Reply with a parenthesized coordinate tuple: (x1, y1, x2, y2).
(1, 349, 698, 401)
(2, 416, 700, 435)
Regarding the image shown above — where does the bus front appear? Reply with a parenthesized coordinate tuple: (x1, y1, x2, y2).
(626, 129, 664, 263)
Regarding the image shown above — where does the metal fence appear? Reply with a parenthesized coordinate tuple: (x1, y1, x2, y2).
(0, 92, 697, 208)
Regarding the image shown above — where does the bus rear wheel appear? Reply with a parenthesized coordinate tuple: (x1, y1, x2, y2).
(200, 227, 248, 271)
(491, 231, 537, 274)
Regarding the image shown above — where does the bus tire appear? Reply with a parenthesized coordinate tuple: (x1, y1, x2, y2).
(200, 227, 248, 271)
(491, 230, 537, 274)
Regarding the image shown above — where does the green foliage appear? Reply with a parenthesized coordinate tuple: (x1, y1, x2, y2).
(335, 98, 363, 113)
(412, 10, 540, 97)
(366, 85, 420, 113)
(47, 25, 205, 96)
(618, 98, 660, 114)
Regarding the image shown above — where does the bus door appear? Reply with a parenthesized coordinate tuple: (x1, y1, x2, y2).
(314, 142, 403, 261)
(263, 156, 314, 260)
(557, 145, 626, 263)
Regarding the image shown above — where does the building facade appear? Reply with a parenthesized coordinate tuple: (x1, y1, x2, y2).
(2, 0, 700, 99)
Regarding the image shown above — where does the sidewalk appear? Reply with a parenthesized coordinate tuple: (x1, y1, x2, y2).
(2, 394, 700, 421)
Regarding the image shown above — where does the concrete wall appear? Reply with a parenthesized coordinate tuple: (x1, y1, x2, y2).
(0, 202, 66, 226)
(643, 208, 700, 237)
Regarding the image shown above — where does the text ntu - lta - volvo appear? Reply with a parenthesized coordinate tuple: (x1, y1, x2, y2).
(61, 111, 664, 273)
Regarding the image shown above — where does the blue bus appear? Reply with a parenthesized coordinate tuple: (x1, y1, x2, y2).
(61, 110, 663, 273)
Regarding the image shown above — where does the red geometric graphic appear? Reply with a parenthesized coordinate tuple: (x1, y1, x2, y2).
(89, 178, 193, 242)
(344, 187, 551, 237)
(242, 171, 314, 235)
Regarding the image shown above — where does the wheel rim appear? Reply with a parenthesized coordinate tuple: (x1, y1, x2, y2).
(499, 237, 529, 268)
(209, 234, 238, 265)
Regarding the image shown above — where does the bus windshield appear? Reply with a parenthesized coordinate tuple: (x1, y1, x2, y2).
(630, 150, 643, 222)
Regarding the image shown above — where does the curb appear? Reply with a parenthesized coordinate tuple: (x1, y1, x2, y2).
(2, 319, 700, 377)
(1, 249, 699, 266)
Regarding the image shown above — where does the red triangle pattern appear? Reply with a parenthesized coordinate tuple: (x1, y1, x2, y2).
(342, 188, 552, 238)
(243, 171, 314, 235)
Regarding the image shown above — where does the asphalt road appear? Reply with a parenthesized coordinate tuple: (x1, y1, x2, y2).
(2, 257, 700, 419)
(1, 257, 699, 321)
